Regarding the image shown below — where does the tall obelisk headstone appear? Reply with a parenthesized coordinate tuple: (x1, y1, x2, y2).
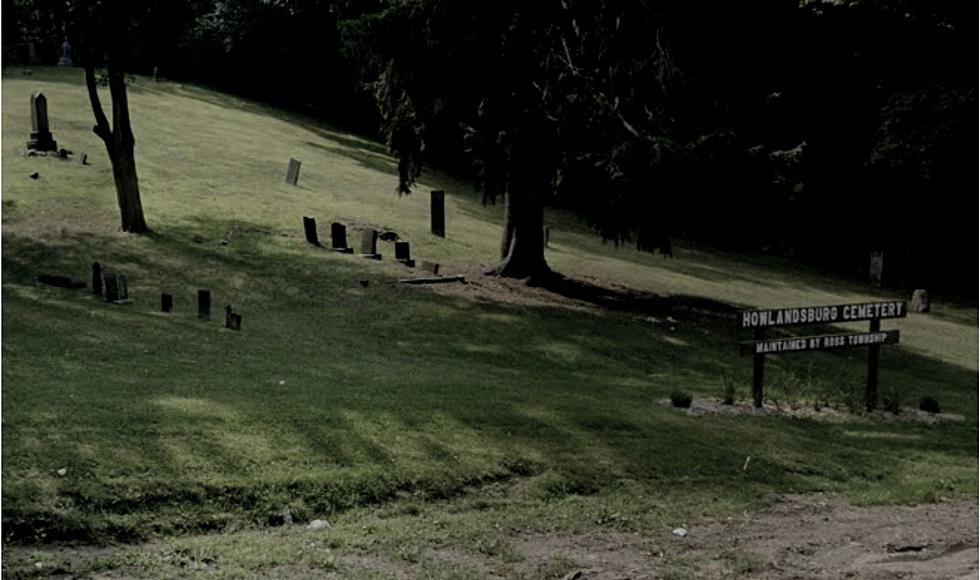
(27, 92, 57, 152)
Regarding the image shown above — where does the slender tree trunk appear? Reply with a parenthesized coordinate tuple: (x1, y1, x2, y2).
(84, 57, 148, 233)
(499, 191, 515, 259)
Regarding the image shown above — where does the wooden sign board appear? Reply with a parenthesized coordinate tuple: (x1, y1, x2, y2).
(738, 301, 906, 329)
(740, 330, 900, 356)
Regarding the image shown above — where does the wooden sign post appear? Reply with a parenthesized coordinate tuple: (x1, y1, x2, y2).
(738, 301, 906, 410)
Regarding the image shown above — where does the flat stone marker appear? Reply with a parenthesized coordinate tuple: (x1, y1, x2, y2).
(285, 158, 301, 185)
(92, 262, 103, 295)
(303, 216, 320, 246)
(394, 241, 415, 267)
(421, 261, 440, 275)
(360, 229, 381, 259)
(198, 289, 211, 320)
(161, 293, 173, 312)
(103, 273, 131, 304)
(330, 223, 353, 253)
(430, 190, 445, 237)
(28, 92, 57, 152)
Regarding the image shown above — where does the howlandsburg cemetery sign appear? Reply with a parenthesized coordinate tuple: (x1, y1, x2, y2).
(738, 300, 905, 411)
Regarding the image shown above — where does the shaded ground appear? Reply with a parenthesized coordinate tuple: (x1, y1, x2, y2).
(4, 494, 975, 578)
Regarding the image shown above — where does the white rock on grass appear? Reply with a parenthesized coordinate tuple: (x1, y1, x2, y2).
(307, 519, 330, 530)
(672, 527, 688, 538)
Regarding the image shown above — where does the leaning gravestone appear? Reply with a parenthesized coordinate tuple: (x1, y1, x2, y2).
(285, 158, 301, 185)
(198, 289, 211, 320)
(103, 273, 131, 304)
(421, 261, 440, 276)
(303, 216, 320, 246)
(161, 293, 173, 313)
(27, 92, 57, 152)
(394, 241, 415, 267)
(430, 190, 446, 238)
(330, 223, 353, 253)
(910, 289, 929, 313)
(225, 305, 242, 331)
(543, 226, 550, 248)
(360, 229, 381, 259)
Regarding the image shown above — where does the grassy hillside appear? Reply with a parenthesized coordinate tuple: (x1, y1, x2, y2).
(2, 67, 976, 577)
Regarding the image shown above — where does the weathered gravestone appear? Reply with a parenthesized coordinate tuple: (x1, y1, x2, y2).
(430, 190, 445, 237)
(421, 261, 440, 276)
(225, 305, 242, 331)
(161, 293, 173, 313)
(394, 241, 415, 267)
(869, 251, 883, 286)
(152, 66, 159, 82)
(543, 226, 550, 248)
(285, 158, 301, 185)
(303, 216, 320, 246)
(360, 229, 381, 259)
(910, 289, 929, 313)
(57, 38, 73, 66)
(27, 92, 57, 152)
(80, 153, 89, 165)
(103, 273, 131, 304)
(91, 261, 103, 295)
(330, 223, 353, 253)
(198, 289, 211, 320)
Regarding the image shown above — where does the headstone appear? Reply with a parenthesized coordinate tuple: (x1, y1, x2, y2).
(27, 92, 57, 152)
(543, 226, 550, 248)
(91, 262, 103, 295)
(57, 38, 72, 66)
(224, 305, 241, 330)
(430, 190, 445, 237)
(330, 223, 353, 253)
(285, 158, 301, 185)
(161, 293, 173, 312)
(910, 289, 929, 313)
(152, 66, 159, 81)
(421, 261, 440, 276)
(198, 289, 211, 320)
(394, 241, 415, 267)
(360, 229, 381, 259)
(869, 251, 883, 286)
(303, 216, 320, 246)
(103, 273, 131, 304)
(80, 153, 89, 165)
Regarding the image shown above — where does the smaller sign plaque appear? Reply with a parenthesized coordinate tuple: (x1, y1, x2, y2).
(740, 330, 900, 356)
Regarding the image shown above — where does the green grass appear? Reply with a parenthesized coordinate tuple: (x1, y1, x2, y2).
(2, 67, 976, 577)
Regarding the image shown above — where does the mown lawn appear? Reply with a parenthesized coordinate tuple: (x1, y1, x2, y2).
(2, 67, 976, 577)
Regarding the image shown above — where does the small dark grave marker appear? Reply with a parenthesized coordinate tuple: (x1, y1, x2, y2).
(430, 190, 445, 237)
(198, 289, 211, 320)
(102, 273, 131, 304)
(302, 216, 320, 246)
(360, 229, 381, 259)
(91, 262, 103, 295)
(80, 153, 89, 165)
(27, 92, 57, 152)
(543, 226, 549, 248)
(29, 172, 39, 179)
(161, 293, 173, 312)
(330, 223, 353, 253)
(738, 300, 906, 410)
(360, 279, 370, 287)
(285, 158, 301, 185)
(379, 231, 399, 242)
(421, 261, 440, 276)
(394, 241, 415, 267)
(224, 305, 242, 330)
(38, 274, 85, 289)
(869, 251, 883, 286)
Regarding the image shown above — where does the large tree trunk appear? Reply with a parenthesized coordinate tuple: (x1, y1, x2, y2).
(491, 179, 550, 279)
(84, 58, 148, 233)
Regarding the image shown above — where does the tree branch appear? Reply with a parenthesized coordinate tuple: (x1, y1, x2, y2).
(84, 64, 112, 143)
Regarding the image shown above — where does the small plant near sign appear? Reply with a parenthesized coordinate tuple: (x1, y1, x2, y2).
(670, 391, 693, 408)
(720, 374, 737, 405)
(882, 384, 903, 414)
